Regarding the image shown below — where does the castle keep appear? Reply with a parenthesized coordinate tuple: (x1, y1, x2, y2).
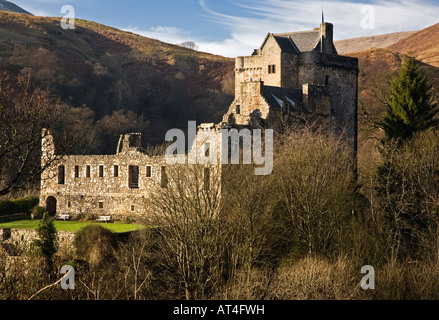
(40, 22, 358, 218)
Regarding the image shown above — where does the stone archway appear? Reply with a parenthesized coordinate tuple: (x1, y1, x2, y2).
(45, 196, 57, 216)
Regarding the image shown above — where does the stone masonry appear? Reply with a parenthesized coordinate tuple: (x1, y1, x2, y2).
(39, 22, 358, 219)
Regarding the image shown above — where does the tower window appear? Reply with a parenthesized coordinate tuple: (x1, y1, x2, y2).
(268, 64, 276, 74)
(129, 165, 139, 188)
(99, 201, 104, 209)
(58, 166, 65, 184)
(99, 165, 104, 177)
(74, 165, 79, 178)
(235, 105, 241, 114)
(114, 165, 119, 177)
(146, 166, 152, 178)
(325, 75, 330, 85)
(204, 143, 210, 157)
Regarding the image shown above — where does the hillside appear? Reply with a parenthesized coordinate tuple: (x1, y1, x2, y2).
(0, 0, 31, 14)
(0, 11, 234, 153)
(388, 22, 439, 67)
(345, 37, 439, 156)
(334, 31, 416, 54)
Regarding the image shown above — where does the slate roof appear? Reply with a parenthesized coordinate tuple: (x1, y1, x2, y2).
(272, 36, 299, 54)
(262, 86, 308, 113)
(275, 30, 322, 52)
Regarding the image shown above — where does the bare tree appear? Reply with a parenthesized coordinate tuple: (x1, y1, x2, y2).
(0, 72, 69, 197)
(145, 164, 225, 300)
(274, 126, 357, 256)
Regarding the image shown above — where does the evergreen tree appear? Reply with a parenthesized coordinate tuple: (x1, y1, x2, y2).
(382, 56, 438, 141)
(34, 212, 59, 268)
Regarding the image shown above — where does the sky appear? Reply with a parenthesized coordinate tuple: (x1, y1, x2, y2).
(10, 0, 439, 57)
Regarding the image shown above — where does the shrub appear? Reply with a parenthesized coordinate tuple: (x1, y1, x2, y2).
(0, 197, 39, 216)
(31, 205, 47, 219)
(73, 225, 115, 267)
(269, 256, 360, 300)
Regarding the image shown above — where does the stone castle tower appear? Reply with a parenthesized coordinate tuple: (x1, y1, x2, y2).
(222, 22, 358, 144)
(39, 22, 358, 218)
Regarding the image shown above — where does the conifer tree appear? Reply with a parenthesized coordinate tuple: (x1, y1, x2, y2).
(35, 212, 59, 269)
(382, 56, 438, 141)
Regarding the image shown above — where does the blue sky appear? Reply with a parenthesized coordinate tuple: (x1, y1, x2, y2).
(11, 0, 439, 57)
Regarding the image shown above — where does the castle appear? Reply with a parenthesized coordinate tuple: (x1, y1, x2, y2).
(39, 22, 359, 218)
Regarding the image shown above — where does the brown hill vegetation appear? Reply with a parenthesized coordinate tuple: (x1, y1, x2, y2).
(0, 11, 234, 153)
(334, 31, 416, 54)
(388, 22, 439, 67)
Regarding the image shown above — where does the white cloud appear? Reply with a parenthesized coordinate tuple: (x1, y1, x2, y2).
(125, 0, 439, 57)
(123, 26, 192, 45)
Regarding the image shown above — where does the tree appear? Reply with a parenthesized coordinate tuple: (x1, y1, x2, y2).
(381, 56, 438, 141)
(0, 72, 69, 197)
(145, 164, 225, 300)
(34, 212, 58, 269)
(179, 41, 199, 51)
(274, 126, 357, 257)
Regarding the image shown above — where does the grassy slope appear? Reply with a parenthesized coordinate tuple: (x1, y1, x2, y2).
(0, 219, 145, 233)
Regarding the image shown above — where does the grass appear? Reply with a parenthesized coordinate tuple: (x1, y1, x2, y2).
(0, 219, 145, 233)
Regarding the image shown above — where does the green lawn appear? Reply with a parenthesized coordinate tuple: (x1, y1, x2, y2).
(0, 219, 145, 233)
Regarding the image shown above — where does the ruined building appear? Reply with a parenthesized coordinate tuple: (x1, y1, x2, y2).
(40, 22, 358, 218)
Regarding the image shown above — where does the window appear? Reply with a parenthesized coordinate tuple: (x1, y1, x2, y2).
(161, 166, 168, 188)
(129, 165, 139, 188)
(114, 165, 119, 177)
(74, 166, 79, 178)
(58, 166, 65, 184)
(99, 165, 104, 177)
(86, 165, 91, 178)
(131, 205, 135, 211)
(204, 143, 210, 157)
(146, 166, 152, 178)
(99, 201, 104, 209)
(325, 75, 330, 86)
(268, 64, 276, 74)
(68, 201, 71, 208)
(235, 105, 241, 115)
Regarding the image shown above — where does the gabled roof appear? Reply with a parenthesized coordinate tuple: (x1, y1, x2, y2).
(259, 33, 299, 55)
(275, 30, 322, 52)
(273, 35, 299, 54)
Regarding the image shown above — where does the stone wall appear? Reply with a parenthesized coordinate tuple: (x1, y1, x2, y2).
(1, 228, 75, 252)
(40, 133, 168, 219)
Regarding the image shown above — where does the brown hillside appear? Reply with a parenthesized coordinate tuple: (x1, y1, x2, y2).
(334, 31, 416, 54)
(388, 22, 439, 67)
(0, 11, 235, 153)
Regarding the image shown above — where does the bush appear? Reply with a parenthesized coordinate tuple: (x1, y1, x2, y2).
(0, 197, 39, 216)
(269, 256, 360, 300)
(31, 205, 47, 219)
(73, 225, 115, 267)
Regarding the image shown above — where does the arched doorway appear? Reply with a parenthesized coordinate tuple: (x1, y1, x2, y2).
(46, 196, 57, 216)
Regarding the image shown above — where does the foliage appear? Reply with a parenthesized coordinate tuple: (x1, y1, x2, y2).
(33, 212, 58, 268)
(0, 197, 38, 216)
(31, 205, 47, 219)
(73, 224, 115, 267)
(381, 55, 438, 141)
